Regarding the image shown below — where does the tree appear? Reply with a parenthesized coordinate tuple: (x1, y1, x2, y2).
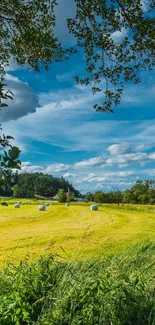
(94, 191, 104, 203)
(0, 0, 73, 71)
(85, 192, 94, 202)
(0, 0, 74, 181)
(0, 78, 21, 186)
(0, 1, 155, 183)
(70, 193, 75, 201)
(57, 189, 66, 203)
(1, 1, 154, 112)
(12, 184, 20, 198)
(67, 0, 155, 112)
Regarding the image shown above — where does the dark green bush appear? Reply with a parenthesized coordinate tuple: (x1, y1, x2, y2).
(1, 201, 8, 206)
(0, 242, 155, 325)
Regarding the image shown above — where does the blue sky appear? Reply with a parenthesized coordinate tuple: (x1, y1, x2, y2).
(1, 0, 155, 193)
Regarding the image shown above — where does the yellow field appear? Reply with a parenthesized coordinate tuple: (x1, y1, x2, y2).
(0, 203, 155, 266)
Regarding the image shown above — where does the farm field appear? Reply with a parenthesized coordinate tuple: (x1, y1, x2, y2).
(0, 202, 155, 266)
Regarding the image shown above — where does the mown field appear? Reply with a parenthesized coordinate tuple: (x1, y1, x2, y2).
(0, 201, 155, 266)
(1, 201, 155, 324)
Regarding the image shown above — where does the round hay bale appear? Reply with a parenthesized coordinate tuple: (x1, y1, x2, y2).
(38, 205, 46, 211)
(45, 203, 50, 207)
(14, 203, 20, 208)
(65, 203, 70, 206)
(90, 204, 98, 211)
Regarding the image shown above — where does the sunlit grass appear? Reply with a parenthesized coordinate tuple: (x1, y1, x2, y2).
(0, 202, 155, 266)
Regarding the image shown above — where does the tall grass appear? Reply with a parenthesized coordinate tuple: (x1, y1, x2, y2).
(0, 241, 155, 325)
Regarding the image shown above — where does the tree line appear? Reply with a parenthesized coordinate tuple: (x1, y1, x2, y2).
(0, 171, 80, 199)
(86, 180, 155, 205)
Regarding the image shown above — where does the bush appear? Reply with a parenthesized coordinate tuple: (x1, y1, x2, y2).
(1, 202, 8, 206)
(57, 189, 66, 203)
(0, 242, 155, 325)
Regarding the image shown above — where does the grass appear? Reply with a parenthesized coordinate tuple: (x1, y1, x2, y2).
(0, 241, 155, 324)
(0, 202, 155, 266)
(0, 201, 155, 324)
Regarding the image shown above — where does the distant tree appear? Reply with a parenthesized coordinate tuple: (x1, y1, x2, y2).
(70, 193, 75, 202)
(12, 184, 20, 198)
(123, 190, 133, 203)
(94, 191, 104, 203)
(85, 192, 94, 202)
(57, 189, 66, 203)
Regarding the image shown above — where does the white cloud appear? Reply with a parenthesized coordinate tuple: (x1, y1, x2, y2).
(82, 171, 135, 183)
(45, 163, 69, 173)
(106, 152, 148, 166)
(144, 169, 155, 176)
(74, 157, 103, 169)
(149, 153, 155, 160)
(108, 143, 133, 155)
(111, 28, 128, 42)
(21, 161, 31, 167)
(63, 172, 77, 178)
(20, 164, 44, 173)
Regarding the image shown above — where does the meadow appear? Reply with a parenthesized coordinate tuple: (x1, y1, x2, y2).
(0, 201, 155, 266)
(1, 201, 155, 324)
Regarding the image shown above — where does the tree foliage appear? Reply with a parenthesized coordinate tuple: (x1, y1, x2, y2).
(57, 188, 67, 203)
(0, 0, 154, 112)
(0, 77, 21, 186)
(0, 171, 80, 198)
(0, 0, 77, 181)
(94, 180, 155, 204)
(0, 0, 74, 71)
(0, 0, 155, 185)
(68, 0, 155, 111)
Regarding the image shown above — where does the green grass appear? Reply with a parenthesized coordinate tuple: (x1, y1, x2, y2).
(0, 241, 155, 325)
(0, 202, 155, 266)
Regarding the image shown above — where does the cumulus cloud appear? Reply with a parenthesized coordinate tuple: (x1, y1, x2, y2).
(74, 157, 103, 169)
(106, 152, 148, 166)
(18, 162, 70, 174)
(63, 172, 77, 178)
(0, 74, 39, 122)
(108, 143, 134, 155)
(45, 163, 69, 173)
(149, 153, 155, 160)
(20, 163, 44, 173)
(81, 171, 135, 183)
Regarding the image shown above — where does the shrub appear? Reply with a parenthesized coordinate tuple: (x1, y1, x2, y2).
(1, 202, 8, 206)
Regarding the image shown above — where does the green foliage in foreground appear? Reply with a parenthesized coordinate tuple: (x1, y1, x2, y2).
(0, 242, 155, 325)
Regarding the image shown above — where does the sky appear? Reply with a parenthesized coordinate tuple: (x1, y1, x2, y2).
(1, 0, 155, 194)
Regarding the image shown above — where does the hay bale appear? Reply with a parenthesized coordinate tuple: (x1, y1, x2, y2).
(90, 204, 98, 211)
(45, 203, 50, 207)
(65, 203, 70, 206)
(38, 205, 46, 211)
(14, 203, 20, 208)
